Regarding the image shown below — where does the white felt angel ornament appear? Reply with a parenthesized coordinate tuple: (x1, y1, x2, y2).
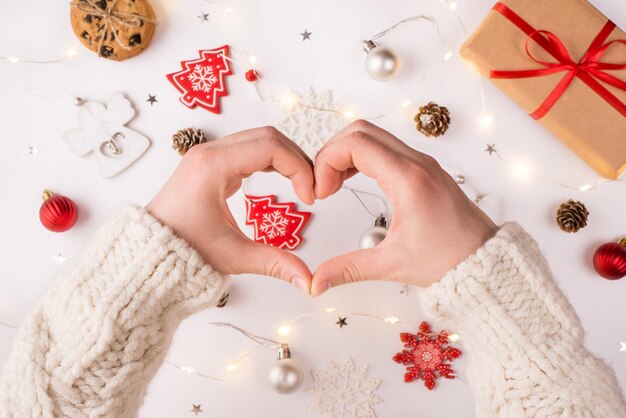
(63, 92, 150, 178)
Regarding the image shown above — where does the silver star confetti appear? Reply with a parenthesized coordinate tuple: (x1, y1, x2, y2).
(191, 404, 203, 415)
(399, 284, 414, 296)
(198, 12, 210, 22)
(485, 144, 497, 155)
(52, 254, 67, 266)
(28, 145, 40, 155)
(336, 317, 348, 328)
(620, 342, 626, 352)
(300, 30, 312, 41)
(146, 95, 158, 106)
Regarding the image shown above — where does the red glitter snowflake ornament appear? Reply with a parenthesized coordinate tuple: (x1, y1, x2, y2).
(392, 321, 462, 390)
(166, 45, 233, 113)
(245, 195, 311, 251)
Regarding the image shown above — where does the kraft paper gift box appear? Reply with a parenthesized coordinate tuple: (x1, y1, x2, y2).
(460, 0, 626, 179)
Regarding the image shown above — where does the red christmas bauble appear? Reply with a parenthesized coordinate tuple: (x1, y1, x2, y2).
(593, 241, 626, 280)
(245, 69, 259, 82)
(39, 190, 78, 232)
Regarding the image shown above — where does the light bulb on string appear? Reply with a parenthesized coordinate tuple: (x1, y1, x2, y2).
(277, 324, 292, 337)
(448, 1, 458, 10)
(342, 109, 357, 120)
(7, 56, 20, 64)
(65, 46, 78, 58)
(513, 163, 532, 181)
(480, 112, 494, 128)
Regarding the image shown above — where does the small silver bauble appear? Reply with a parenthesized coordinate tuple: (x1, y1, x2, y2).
(268, 344, 303, 394)
(363, 40, 400, 81)
(359, 215, 388, 249)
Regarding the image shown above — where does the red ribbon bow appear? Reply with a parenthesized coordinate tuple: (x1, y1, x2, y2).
(489, 2, 626, 119)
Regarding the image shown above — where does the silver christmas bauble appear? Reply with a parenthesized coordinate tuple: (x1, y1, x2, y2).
(268, 345, 303, 394)
(363, 40, 399, 81)
(359, 215, 388, 249)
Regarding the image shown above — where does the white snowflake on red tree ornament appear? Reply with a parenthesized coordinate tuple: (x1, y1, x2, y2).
(187, 64, 218, 92)
(245, 195, 311, 250)
(392, 321, 462, 390)
(166, 45, 232, 113)
(260, 210, 290, 239)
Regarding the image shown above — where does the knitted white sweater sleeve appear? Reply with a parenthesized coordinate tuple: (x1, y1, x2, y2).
(419, 222, 626, 417)
(0, 207, 229, 418)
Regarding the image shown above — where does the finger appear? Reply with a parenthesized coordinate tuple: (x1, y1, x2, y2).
(317, 120, 416, 157)
(314, 130, 406, 201)
(311, 247, 400, 296)
(232, 238, 312, 294)
(219, 126, 313, 166)
(223, 135, 315, 204)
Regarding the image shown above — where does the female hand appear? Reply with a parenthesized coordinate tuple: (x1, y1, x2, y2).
(146, 127, 315, 293)
(311, 120, 497, 296)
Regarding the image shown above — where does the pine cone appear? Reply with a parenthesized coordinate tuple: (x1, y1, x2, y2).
(172, 128, 207, 155)
(556, 200, 589, 233)
(216, 292, 229, 308)
(414, 102, 451, 138)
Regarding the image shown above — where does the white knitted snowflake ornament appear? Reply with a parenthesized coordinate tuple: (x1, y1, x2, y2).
(308, 358, 383, 418)
(276, 88, 347, 159)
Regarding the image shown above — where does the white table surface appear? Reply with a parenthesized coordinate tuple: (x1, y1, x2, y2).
(1, 0, 625, 417)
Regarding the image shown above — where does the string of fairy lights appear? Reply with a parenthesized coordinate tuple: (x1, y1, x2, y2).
(205, 0, 625, 193)
(0, 1, 624, 404)
(0, 1, 621, 191)
(164, 305, 462, 384)
(0, 45, 79, 64)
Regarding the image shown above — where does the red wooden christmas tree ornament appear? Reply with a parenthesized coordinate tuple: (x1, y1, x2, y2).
(166, 45, 233, 113)
(593, 240, 626, 280)
(39, 189, 78, 232)
(245, 195, 311, 251)
(392, 321, 462, 390)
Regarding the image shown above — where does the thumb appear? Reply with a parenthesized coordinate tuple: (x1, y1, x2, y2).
(311, 248, 387, 296)
(234, 238, 312, 294)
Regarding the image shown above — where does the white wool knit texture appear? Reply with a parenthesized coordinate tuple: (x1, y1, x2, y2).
(0, 209, 624, 417)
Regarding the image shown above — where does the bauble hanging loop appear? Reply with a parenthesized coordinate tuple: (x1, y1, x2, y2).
(593, 240, 626, 280)
(359, 215, 388, 249)
(268, 344, 303, 394)
(363, 40, 400, 81)
(39, 189, 78, 232)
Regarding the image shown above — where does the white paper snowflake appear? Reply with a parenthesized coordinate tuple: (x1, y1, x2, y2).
(309, 358, 383, 418)
(259, 210, 289, 239)
(187, 64, 218, 93)
(276, 88, 347, 159)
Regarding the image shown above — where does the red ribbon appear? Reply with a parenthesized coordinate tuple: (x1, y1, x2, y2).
(489, 2, 626, 119)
